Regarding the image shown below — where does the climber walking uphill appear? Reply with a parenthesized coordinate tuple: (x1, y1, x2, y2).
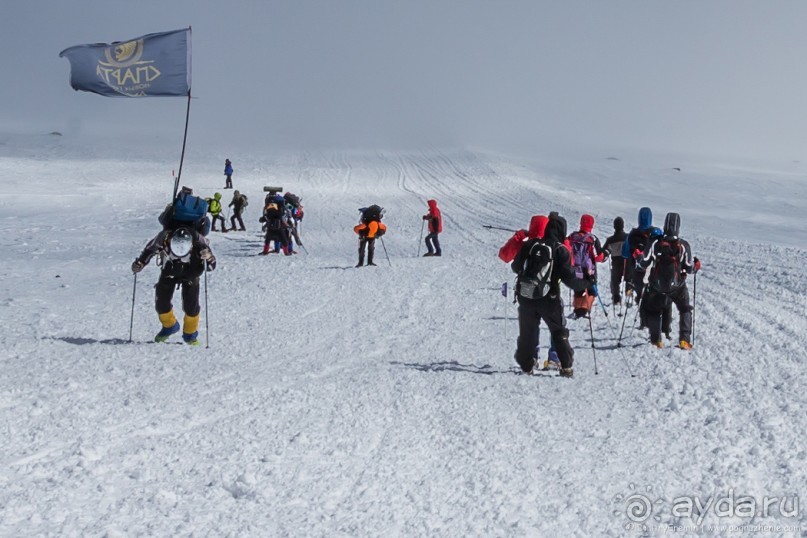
(622, 207, 662, 303)
(602, 217, 628, 306)
(282, 193, 304, 253)
(207, 192, 227, 232)
(354, 205, 387, 267)
(228, 190, 248, 231)
(259, 192, 292, 255)
(422, 199, 442, 256)
(636, 212, 700, 349)
(131, 187, 216, 345)
(509, 214, 593, 377)
(567, 214, 605, 319)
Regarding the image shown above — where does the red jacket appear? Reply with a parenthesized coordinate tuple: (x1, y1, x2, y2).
(423, 199, 442, 233)
(498, 215, 548, 263)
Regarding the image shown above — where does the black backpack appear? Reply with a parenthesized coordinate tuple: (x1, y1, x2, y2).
(516, 240, 555, 299)
(284, 192, 301, 208)
(263, 202, 284, 231)
(649, 240, 684, 293)
(361, 205, 383, 224)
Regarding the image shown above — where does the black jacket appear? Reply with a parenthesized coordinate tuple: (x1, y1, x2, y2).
(137, 228, 212, 281)
(603, 230, 627, 259)
(637, 236, 694, 292)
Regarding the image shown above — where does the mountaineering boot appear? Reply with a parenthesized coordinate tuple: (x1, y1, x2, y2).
(155, 311, 180, 342)
(183, 332, 200, 345)
(356, 255, 364, 268)
(182, 314, 200, 345)
(423, 252, 434, 257)
(678, 340, 693, 350)
(260, 243, 271, 256)
(651, 340, 663, 349)
(559, 367, 574, 378)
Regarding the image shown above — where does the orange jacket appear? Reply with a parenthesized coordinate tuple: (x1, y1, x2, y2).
(354, 220, 387, 238)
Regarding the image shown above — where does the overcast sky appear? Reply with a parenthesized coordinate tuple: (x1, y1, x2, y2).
(2, 0, 807, 159)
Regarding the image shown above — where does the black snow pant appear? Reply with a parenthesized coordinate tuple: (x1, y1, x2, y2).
(358, 237, 376, 266)
(610, 256, 625, 303)
(265, 228, 290, 252)
(425, 232, 441, 255)
(155, 273, 200, 317)
(225, 174, 233, 189)
(641, 285, 693, 345)
(515, 295, 574, 372)
(211, 214, 227, 231)
(230, 212, 245, 231)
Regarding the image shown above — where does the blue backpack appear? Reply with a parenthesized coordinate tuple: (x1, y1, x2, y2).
(173, 191, 208, 223)
(159, 191, 210, 235)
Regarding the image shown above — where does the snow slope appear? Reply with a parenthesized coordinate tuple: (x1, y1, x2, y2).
(1, 134, 805, 536)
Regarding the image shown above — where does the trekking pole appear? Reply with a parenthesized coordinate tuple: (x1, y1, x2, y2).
(204, 265, 210, 349)
(417, 220, 425, 257)
(588, 315, 598, 375)
(593, 284, 638, 377)
(625, 284, 648, 344)
(692, 272, 697, 346)
(482, 224, 518, 232)
(503, 282, 508, 346)
(617, 295, 631, 346)
(379, 237, 392, 267)
(129, 273, 137, 342)
(298, 242, 309, 255)
(593, 284, 609, 318)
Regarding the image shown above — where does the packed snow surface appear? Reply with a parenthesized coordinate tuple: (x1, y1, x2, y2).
(1, 135, 805, 536)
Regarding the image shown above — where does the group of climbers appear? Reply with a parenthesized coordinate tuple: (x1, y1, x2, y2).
(498, 207, 700, 377)
(130, 175, 699, 373)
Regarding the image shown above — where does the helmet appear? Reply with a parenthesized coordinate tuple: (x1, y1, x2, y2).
(214, 192, 222, 200)
(234, 190, 240, 197)
(169, 227, 194, 257)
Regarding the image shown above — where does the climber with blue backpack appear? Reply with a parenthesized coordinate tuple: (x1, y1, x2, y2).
(132, 187, 216, 345)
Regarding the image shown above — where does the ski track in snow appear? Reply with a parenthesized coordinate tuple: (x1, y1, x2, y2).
(0, 137, 805, 536)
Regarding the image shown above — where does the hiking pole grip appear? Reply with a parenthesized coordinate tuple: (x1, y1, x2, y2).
(129, 273, 137, 342)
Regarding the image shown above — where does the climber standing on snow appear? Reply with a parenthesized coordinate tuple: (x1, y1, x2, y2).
(422, 199, 442, 257)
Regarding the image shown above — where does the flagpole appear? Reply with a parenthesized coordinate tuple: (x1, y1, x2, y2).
(172, 91, 192, 200)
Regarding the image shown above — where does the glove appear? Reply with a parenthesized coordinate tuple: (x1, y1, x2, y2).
(206, 256, 217, 271)
(200, 248, 213, 261)
(632, 248, 642, 259)
(131, 259, 144, 273)
(422, 215, 429, 220)
(693, 257, 701, 273)
(513, 229, 527, 242)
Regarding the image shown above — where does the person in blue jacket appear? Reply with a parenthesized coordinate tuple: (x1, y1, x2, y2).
(224, 159, 234, 189)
